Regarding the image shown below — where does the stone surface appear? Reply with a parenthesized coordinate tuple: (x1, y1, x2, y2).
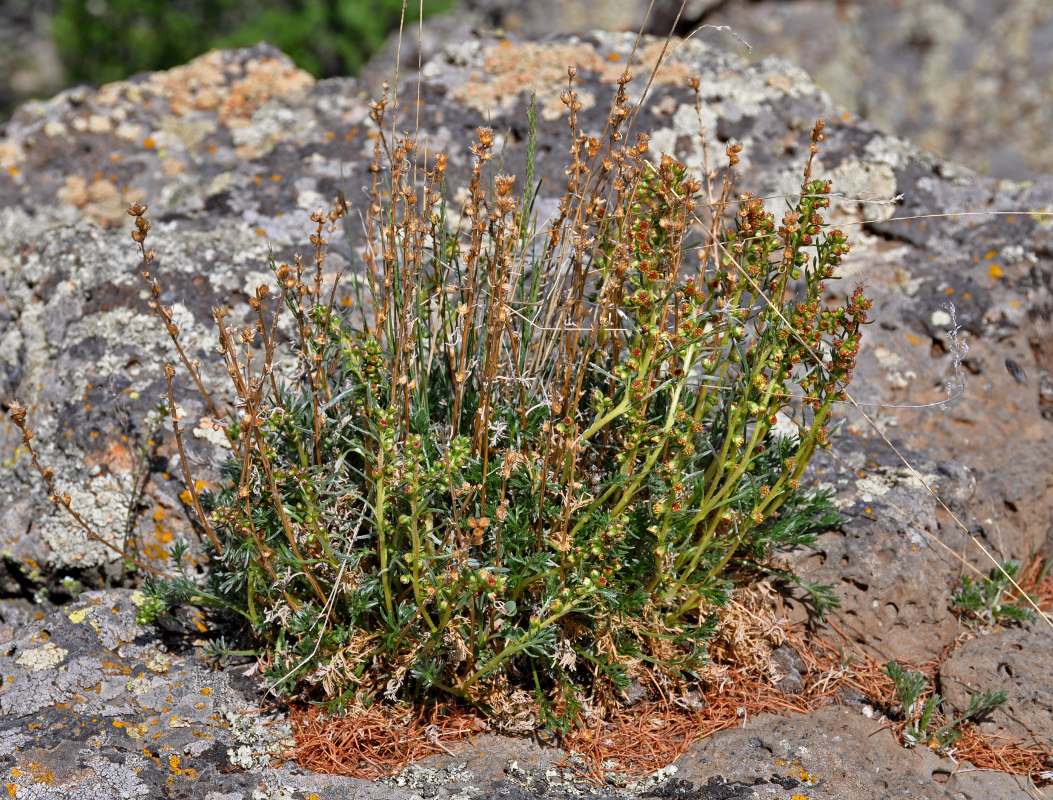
(0, 3, 63, 120)
(783, 438, 977, 664)
(6, 28, 1048, 659)
(420, 0, 1053, 180)
(699, 0, 1053, 179)
(673, 704, 1037, 800)
(0, 589, 314, 798)
(0, 589, 1038, 799)
(939, 623, 1053, 754)
(0, 44, 338, 590)
(4, 2, 1052, 180)
(0, 23, 1050, 800)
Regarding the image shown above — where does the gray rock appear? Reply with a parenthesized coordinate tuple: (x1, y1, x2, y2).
(699, 0, 1053, 180)
(675, 704, 1036, 800)
(939, 624, 1053, 755)
(0, 3, 63, 119)
(0, 588, 311, 798)
(770, 643, 807, 694)
(361, 0, 720, 98)
(4, 1, 1053, 179)
(435, 0, 1053, 180)
(781, 437, 976, 664)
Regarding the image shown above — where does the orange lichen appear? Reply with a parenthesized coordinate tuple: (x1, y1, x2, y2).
(453, 42, 606, 120)
(56, 174, 130, 227)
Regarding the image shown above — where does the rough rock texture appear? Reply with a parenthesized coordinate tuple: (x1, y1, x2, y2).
(699, 0, 1053, 179)
(672, 704, 1038, 800)
(0, 27, 1050, 800)
(0, 589, 407, 799)
(425, 0, 1053, 179)
(0, 589, 290, 798)
(939, 623, 1053, 755)
(784, 439, 978, 664)
(359, 0, 721, 95)
(461, 0, 714, 40)
(4, 2, 1051, 179)
(0, 3, 63, 120)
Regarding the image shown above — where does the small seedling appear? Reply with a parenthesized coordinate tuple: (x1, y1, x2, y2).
(61, 576, 83, 600)
(884, 661, 1007, 752)
(953, 560, 1036, 627)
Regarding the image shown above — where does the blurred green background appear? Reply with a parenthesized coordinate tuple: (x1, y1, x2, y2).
(0, 0, 456, 118)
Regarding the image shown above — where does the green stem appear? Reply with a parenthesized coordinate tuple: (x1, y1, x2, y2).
(568, 347, 694, 544)
(659, 356, 780, 598)
(459, 599, 583, 693)
(255, 434, 328, 607)
(408, 484, 437, 632)
(374, 449, 394, 617)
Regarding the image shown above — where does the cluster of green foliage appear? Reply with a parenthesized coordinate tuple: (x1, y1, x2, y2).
(883, 661, 1006, 752)
(46, 0, 454, 87)
(129, 71, 868, 730)
(952, 559, 1037, 627)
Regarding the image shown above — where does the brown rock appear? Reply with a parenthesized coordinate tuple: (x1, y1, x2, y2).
(939, 624, 1053, 755)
